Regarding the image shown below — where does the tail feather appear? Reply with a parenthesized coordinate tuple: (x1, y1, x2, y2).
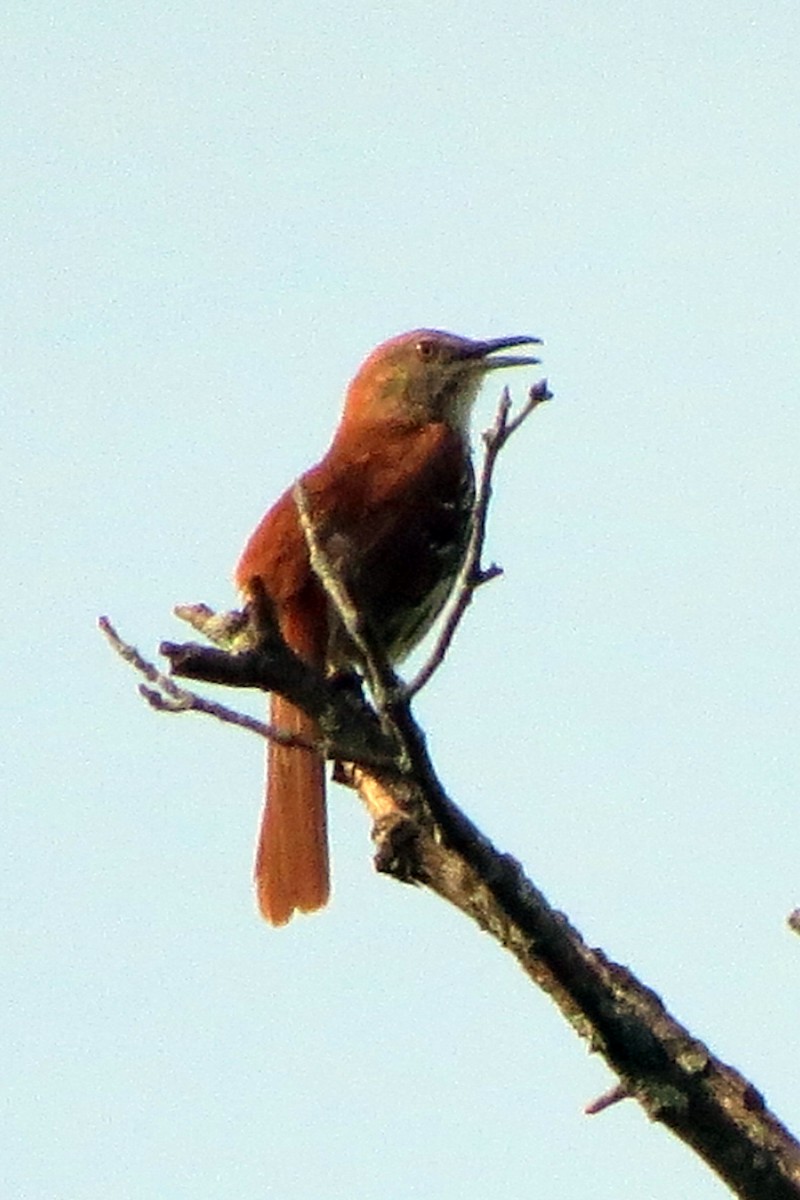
(254, 694, 329, 925)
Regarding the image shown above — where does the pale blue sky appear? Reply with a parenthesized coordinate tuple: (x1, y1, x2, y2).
(4, 3, 800, 1198)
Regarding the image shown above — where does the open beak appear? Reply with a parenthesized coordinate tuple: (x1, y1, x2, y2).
(464, 334, 543, 370)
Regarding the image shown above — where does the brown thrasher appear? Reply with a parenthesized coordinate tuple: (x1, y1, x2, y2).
(235, 328, 541, 925)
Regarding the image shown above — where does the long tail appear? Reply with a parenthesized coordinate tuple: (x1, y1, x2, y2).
(254, 694, 329, 925)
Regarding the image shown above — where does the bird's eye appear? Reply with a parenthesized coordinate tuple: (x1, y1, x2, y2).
(415, 338, 438, 362)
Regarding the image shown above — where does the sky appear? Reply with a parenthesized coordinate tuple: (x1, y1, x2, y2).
(3, 2, 800, 1197)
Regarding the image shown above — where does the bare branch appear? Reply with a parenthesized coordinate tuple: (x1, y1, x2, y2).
(172, 602, 251, 648)
(99, 616, 317, 749)
(99, 616, 193, 705)
(585, 1083, 631, 1115)
(363, 742, 800, 1199)
(101, 373, 800, 1198)
(404, 379, 551, 699)
(501, 379, 552, 441)
(292, 479, 401, 713)
(101, 609, 401, 771)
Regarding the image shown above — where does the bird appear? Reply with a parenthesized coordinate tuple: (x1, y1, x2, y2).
(235, 328, 541, 925)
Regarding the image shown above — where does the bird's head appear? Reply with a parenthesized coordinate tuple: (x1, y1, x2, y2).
(341, 329, 542, 433)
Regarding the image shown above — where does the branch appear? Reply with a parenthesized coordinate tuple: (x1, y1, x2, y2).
(404, 379, 551, 699)
(292, 479, 401, 713)
(100, 615, 397, 769)
(99, 616, 315, 748)
(103, 602, 800, 1196)
(360, 717, 800, 1200)
(100, 373, 800, 1198)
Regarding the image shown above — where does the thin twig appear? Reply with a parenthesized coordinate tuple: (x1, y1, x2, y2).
(404, 379, 551, 699)
(98, 616, 317, 751)
(99, 616, 192, 702)
(172, 602, 252, 650)
(585, 1083, 630, 1115)
(292, 480, 401, 712)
